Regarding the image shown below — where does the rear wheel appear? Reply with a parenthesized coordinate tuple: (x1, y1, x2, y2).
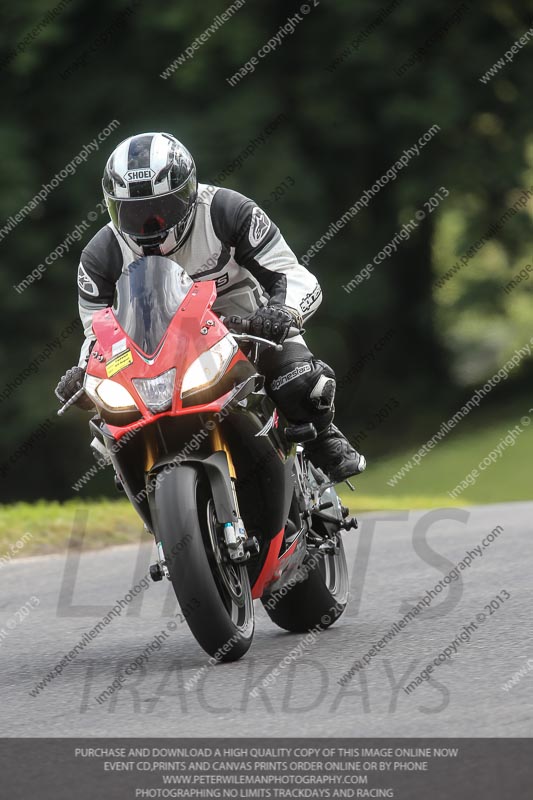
(262, 534, 349, 633)
(155, 465, 254, 661)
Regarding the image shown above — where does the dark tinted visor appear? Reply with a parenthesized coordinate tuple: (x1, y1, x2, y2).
(106, 182, 194, 238)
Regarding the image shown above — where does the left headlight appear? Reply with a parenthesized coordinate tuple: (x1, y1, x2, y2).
(181, 335, 238, 399)
(85, 375, 138, 411)
(133, 368, 176, 413)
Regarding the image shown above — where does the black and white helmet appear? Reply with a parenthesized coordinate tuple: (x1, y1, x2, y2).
(102, 132, 197, 256)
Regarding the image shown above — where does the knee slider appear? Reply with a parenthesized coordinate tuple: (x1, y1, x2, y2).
(308, 361, 336, 412)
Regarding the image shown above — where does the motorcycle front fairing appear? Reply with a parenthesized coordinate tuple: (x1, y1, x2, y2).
(87, 257, 251, 421)
(84, 256, 296, 544)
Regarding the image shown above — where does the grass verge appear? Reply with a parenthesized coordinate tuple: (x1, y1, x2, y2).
(0, 499, 143, 560)
(1, 404, 530, 559)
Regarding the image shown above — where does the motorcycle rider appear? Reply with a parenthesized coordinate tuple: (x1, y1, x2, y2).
(56, 132, 366, 483)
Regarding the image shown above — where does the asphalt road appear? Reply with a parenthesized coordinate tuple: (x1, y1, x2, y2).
(1, 501, 532, 737)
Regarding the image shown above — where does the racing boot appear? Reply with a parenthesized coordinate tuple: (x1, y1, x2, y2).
(305, 423, 366, 483)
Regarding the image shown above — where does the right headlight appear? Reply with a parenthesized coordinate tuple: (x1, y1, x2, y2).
(181, 335, 237, 399)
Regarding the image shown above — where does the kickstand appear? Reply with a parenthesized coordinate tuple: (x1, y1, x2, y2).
(345, 479, 356, 492)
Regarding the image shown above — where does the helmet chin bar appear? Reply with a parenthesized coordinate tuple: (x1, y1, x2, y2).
(121, 227, 178, 257)
(136, 232, 168, 253)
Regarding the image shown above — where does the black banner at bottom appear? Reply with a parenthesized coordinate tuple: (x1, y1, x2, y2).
(1, 738, 531, 799)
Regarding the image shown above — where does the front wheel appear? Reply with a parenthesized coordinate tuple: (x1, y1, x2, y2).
(262, 535, 349, 633)
(154, 465, 254, 661)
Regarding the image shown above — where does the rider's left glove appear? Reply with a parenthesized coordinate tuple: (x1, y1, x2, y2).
(248, 305, 294, 345)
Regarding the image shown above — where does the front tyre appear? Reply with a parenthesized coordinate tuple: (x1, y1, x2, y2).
(155, 465, 254, 661)
(262, 535, 349, 633)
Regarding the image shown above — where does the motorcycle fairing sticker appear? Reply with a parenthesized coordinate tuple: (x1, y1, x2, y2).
(111, 337, 128, 356)
(106, 349, 133, 377)
(255, 410, 279, 437)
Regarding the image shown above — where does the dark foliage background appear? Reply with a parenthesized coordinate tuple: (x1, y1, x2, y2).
(1, 0, 532, 500)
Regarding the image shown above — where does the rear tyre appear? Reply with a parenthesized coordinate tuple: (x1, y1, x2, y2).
(155, 465, 254, 661)
(262, 536, 349, 633)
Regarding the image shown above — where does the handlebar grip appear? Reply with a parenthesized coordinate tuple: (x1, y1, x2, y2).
(56, 386, 87, 416)
(224, 316, 301, 337)
(226, 316, 251, 334)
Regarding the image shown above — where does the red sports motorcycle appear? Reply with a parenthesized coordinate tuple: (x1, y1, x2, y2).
(64, 256, 357, 662)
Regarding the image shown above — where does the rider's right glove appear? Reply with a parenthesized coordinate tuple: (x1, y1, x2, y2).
(55, 366, 93, 410)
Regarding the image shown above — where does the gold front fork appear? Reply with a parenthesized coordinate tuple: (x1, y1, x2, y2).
(210, 422, 249, 555)
(210, 423, 237, 479)
(144, 426, 159, 472)
(143, 423, 236, 475)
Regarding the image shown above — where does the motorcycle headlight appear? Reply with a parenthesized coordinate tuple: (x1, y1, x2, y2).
(181, 335, 238, 399)
(84, 375, 138, 411)
(133, 368, 176, 413)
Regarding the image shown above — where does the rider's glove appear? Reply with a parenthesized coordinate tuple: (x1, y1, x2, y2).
(248, 305, 294, 345)
(55, 366, 93, 410)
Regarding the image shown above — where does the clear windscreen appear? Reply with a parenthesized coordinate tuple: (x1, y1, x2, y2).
(113, 256, 193, 355)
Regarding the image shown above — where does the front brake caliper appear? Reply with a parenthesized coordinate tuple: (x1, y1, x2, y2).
(223, 518, 247, 561)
